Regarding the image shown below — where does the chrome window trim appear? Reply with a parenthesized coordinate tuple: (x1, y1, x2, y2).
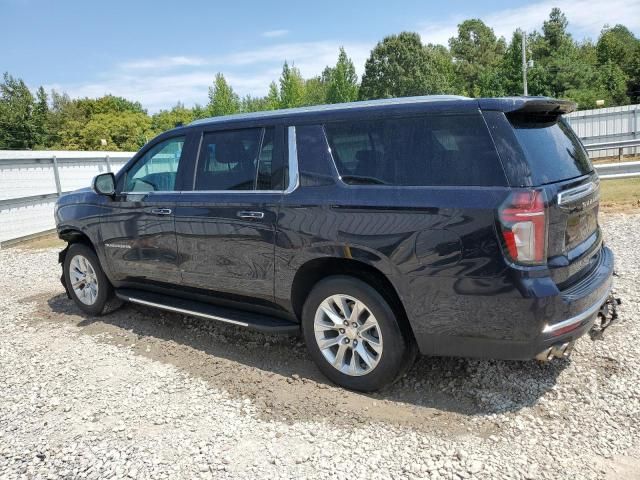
(557, 181, 598, 206)
(285, 125, 300, 194)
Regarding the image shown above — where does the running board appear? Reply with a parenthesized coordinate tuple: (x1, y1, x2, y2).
(115, 288, 299, 334)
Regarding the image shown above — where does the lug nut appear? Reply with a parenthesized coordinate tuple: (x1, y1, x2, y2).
(353, 340, 358, 346)
(352, 322, 357, 328)
(344, 338, 350, 344)
(343, 320, 349, 326)
(339, 328, 345, 334)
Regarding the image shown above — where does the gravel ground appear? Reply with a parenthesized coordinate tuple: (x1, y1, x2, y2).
(0, 213, 638, 479)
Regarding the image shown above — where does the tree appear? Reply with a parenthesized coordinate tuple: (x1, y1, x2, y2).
(303, 76, 328, 106)
(449, 19, 505, 97)
(360, 32, 455, 99)
(423, 44, 458, 94)
(596, 61, 629, 106)
(0, 72, 36, 149)
(279, 62, 305, 108)
(543, 8, 570, 50)
(597, 25, 638, 73)
(33, 86, 49, 148)
(265, 81, 281, 110)
(191, 103, 209, 120)
(75, 111, 152, 151)
(325, 47, 359, 103)
(596, 25, 639, 103)
(151, 103, 194, 133)
(207, 73, 240, 116)
(629, 43, 640, 103)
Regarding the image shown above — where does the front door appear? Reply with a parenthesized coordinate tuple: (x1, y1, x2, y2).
(174, 125, 286, 304)
(101, 135, 191, 285)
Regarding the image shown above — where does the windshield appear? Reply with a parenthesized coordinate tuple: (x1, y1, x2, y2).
(509, 115, 593, 185)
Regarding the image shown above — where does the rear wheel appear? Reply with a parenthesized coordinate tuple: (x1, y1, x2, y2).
(302, 276, 415, 392)
(63, 243, 118, 315)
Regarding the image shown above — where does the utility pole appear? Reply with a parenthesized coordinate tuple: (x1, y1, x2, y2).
(521, 30, 528, 96)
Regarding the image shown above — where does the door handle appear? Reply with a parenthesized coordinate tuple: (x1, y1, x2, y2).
(237, 210, 265, 220)
(150, 208, 172, 215)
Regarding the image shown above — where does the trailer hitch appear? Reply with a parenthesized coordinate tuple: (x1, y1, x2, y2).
(589, 292, 621, 340)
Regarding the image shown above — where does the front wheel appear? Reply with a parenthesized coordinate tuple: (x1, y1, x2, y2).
(63, 243, 118, 316)
(302, 276, 416, 392)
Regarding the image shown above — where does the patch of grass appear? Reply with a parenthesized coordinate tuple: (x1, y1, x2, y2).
(600, 177, 640, 212)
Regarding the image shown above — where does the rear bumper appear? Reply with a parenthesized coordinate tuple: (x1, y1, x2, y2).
(412, 246, 614, 360)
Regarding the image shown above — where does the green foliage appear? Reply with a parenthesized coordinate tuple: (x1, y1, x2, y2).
(265, 82, 281, 110)
(449, 19, 505, 96)
(279, 62, 306, 108)
(33, 86, 49, 148)
(597, 25, 637, 73)
(191, 103, 209, 120)
(207, 73, 240, 116)
(543, 8, 570, 50)
(360, 32, 455, 99)
(0, 72, 36, 149)
(77, 112, 152, 151)
(325, 47, 359, 103)
(151, 103, 194, 132)
(303, 76, 329, 106)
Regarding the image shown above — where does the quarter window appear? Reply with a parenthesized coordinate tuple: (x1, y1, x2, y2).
(125, 136, 185, 192)
(324, 115, 507, 187)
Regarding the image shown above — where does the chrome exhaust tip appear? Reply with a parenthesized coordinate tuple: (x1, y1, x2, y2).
(535, 341, 574, 362)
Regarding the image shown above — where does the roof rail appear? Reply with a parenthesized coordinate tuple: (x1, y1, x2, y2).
(189, 95, 472, 126)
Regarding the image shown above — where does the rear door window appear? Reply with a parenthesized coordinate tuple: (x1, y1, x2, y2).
(508, 115, 593, 185)
(194, 127, 277, 191)
(323, 114, 506, 187)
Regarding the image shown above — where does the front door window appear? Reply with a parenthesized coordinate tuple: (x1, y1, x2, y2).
(125, 137, 185, 192)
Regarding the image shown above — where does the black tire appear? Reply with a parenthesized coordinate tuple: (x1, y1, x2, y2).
(302, 275, 416, 392)
(63, 242, 119, 316)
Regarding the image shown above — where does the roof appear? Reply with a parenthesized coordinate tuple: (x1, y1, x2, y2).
(189, 95, 472, 126)
(188, 95, 576, 128)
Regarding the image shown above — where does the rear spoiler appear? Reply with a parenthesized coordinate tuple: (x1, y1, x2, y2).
(478, 97, 577, 116)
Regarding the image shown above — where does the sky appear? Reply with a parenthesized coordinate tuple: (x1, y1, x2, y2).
(1, 0, 640, 112)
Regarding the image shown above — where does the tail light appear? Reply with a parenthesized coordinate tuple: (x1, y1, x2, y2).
(498, 190, 547, 265)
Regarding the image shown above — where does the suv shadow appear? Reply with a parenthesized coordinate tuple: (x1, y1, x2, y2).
(46, 293, 568, 424)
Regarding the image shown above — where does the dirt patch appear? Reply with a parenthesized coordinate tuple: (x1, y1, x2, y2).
(8, 233, 65, 251)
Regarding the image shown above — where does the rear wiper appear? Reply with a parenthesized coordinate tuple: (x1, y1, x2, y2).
(340, 175, 388, 185)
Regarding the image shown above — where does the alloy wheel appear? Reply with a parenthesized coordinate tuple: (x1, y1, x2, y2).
(69, 254, 99, 305)
(313, 294, 383, 376)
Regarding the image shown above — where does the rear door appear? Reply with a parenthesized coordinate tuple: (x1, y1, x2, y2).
(173, 125, 287, 304)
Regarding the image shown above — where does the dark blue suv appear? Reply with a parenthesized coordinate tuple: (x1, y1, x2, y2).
(55, 96, 615, 391)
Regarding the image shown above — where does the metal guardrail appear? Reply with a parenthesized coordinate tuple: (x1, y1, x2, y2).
(0, 152, 132, 209)
(583, 139, 640, 179)
(593, 161, 640, 179)
(584, 138, 640, 162)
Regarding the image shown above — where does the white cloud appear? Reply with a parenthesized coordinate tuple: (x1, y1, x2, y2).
(45, 41, 370, 113)
(119, 56, 207, 70)
(419, 0, 640, 45)
(262, 29, 289, 38)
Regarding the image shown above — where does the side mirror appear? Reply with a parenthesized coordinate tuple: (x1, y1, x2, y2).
(92, 172, 116, 196)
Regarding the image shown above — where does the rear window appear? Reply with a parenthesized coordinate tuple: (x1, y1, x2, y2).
(323, 114, 507, 187)
(508, 115, 593, 184)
